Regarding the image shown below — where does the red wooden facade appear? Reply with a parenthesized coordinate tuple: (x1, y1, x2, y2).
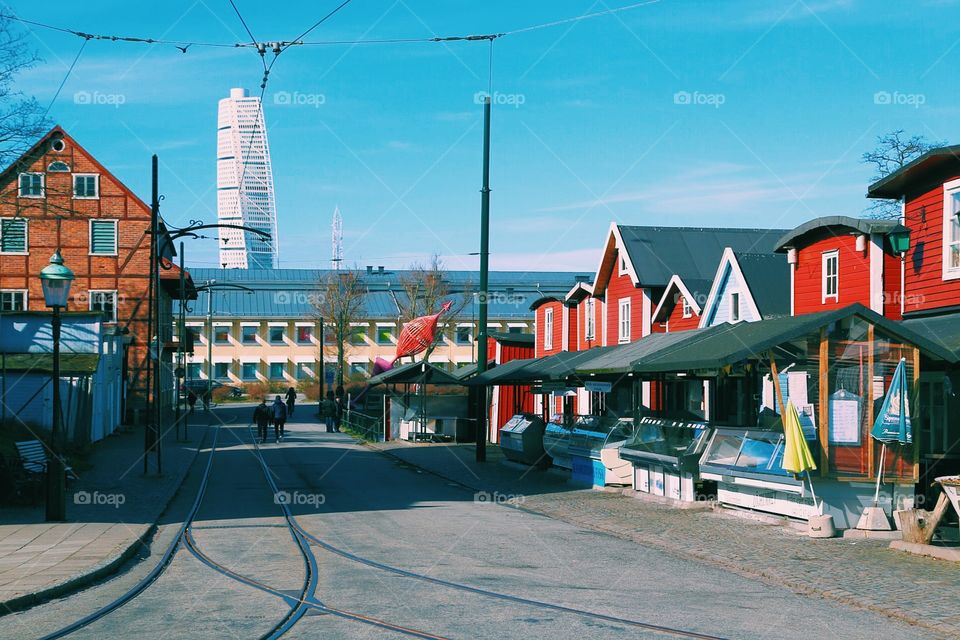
(901, 177, 960, 315)
(487, 334, 535, 441)
(793, 235, 871, 314)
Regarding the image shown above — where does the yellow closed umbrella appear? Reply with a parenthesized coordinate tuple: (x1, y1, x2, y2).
(781, 400, 820, 513)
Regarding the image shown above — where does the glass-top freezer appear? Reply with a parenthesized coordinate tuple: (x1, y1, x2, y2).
(567, 415, 635, 459)
(542, 415, 574, 469)
(699, 428, 798, 478)
(619, 417, 712, 473)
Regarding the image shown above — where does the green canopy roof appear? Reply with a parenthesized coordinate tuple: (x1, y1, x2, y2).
(0, 353, 100, 375)
(469, 347, 618, 386)
(575, 329, 718, 375)
(368, 360, 462, 386)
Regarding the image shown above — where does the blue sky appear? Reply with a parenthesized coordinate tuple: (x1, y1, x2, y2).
(7, 0, 960, 271)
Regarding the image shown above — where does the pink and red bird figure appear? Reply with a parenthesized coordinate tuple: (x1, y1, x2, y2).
(376, 301, 453, 373)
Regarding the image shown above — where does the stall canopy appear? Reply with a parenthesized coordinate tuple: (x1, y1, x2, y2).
(901, 314, 960, 362)
(574, 329, 721, 375)
(624, 305, 957, 375)
(468, 347, 617, 386)
(368, 360, 462, 386)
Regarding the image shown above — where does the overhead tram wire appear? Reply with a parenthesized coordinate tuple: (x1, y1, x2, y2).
(5, 1, 660, 51)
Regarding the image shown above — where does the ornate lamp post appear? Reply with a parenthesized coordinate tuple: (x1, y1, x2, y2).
(40, 249, 74, 522)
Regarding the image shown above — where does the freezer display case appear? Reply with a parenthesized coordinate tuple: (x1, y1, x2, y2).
(620, 417, 713, 502)
(567, 416, 635, 486)
(498, 413, 548, 467)
(542, 416, 574, 470)
(698, 427, 813, 519)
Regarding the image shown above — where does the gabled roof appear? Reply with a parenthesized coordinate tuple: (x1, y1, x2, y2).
(529, 296, 562, 311)
(576, 330, 710, 375)
(651, 275, 710, 323)
(867, 145, 960, 199)
(775, 215, 908, 251)
(368, 360, 462, 386)
(699, 249, 789, 327)
(488, 331, 534, 346)
(592, 223, 788, 296)
(564, 281, 594, 304)
(468, 347, 618, 386)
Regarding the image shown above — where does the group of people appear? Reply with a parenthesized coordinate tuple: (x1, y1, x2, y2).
(253, 387, 298, 443)
(253, 387, 345, 444)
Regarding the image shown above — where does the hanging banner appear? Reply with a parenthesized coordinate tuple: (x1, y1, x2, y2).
(871, 358, 912, 444)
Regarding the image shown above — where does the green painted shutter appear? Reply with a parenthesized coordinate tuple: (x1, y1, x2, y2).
(90, 220, 116, 254)
(1, 219, 27, 252)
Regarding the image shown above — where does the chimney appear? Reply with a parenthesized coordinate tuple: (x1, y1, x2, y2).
(366, 265, 373, 274)
(378, 266, 385, 274)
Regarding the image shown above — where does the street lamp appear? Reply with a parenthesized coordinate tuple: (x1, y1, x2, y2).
(39, 249, 74, 522)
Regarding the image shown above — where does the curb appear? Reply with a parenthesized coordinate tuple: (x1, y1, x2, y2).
(0, 424, 211, 616)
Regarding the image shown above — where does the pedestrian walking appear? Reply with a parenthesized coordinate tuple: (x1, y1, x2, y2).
(321, 391, 337, 433)
(334, 394, 345, 433)
(272, 395, 287, 441)
(285, 386, 297, 416)
(187, 390, 197, 414)
(253, 399, 270, 444)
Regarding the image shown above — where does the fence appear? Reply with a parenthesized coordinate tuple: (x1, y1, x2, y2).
(343, 409, 383, 442)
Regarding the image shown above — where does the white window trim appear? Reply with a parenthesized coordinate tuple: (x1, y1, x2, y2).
(73, 173, 100, 199)
(822, 250, 839, 302)
(584, 298, 596, 340)
(681, 296, 692, 319)
(942, 178, 960, 281)
(0, 217, 29, 255)
(88, 219, 118, 256)
(17, 172, 44, 198)
(618, 298, 631, 343)
(543, 308, 554, 351)
(88, 289, 119, 322)
(730, 290, 741, 323)
(618, 253, 628, 276)
(0, 289, 28, 311)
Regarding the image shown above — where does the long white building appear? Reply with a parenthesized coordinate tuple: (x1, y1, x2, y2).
(216, 87, 279, 269)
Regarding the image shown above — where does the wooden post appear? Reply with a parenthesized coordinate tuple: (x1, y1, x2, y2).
(866, 324, 875, 478)
(769, 352, 786, 419)
(899, 492, 950, 545)
(818, 327, 830, 479)
(912, 346, 921, 482)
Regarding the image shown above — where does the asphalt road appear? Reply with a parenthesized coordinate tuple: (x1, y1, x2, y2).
(1, 406, 942, 640)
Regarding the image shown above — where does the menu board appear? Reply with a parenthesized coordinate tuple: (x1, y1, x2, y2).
(829, 389, 861, 445)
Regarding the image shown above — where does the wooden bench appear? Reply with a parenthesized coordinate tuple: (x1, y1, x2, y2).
(15, 440, 77, 480)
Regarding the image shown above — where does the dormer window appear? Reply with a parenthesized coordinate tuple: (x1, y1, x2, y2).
(18, 173, 44, 198)
(47, 161, 70, 172)
(730, 291, 741, 322)
(681, 296, 692, 318)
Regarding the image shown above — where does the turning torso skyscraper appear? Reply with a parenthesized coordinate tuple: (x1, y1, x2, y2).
(216, 87, 279, 269)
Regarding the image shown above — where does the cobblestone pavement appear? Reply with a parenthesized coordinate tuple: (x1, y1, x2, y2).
(368, 440, 960, 638)
(0, 414, 210, 612)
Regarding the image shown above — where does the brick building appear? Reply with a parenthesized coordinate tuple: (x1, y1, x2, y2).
(0, 126, 189, 422)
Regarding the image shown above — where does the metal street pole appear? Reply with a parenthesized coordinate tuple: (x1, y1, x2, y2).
(152, 155, 163, 475)
(475, 95, 492, 463)
(206, 280, 215, 411)
(45, 305, 65, 521)
(175, 241, 185, 440)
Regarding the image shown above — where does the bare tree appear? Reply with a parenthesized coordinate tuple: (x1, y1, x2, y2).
(393, 254, 471, 361)
(0, 15, 49, 169)
(863, 130, 945, 219)
(313, 269, 367, 388)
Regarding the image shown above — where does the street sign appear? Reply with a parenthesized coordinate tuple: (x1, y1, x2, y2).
(584, 381, 612, 393)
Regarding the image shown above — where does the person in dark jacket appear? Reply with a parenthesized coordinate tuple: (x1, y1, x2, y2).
(285, 386, 297, 416)
(334, 395, 345, 433)
(253, 400, 270, 444)
(320, 391, 336, 433)
(272, 395, 287, 441)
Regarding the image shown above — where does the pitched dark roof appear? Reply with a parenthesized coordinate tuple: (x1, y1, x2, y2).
(488, 331, 534, 346)
(867, 145, 960, 199)
(736, 252, 790, 318)
(468, 347, 618, 386)
(368, 360, 462, 386)
(619, 226, 788, 287)
(774, 216, 908, 251)
(901, 312, 960, 361)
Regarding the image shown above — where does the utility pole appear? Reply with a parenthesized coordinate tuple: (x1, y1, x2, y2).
(206, 279, 216, 410)
(475, 95, 492, 462)
(175, 241, 185, 440)
(152, 155, 162, 475)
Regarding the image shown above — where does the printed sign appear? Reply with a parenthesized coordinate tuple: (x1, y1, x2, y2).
(584, 381, 612, 393)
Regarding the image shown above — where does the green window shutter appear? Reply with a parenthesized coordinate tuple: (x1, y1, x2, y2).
(90, 220, 116, 254)
(0, 219, 27, 253)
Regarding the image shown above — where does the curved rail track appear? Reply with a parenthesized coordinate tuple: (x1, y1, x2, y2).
(36, 418, 729, 640)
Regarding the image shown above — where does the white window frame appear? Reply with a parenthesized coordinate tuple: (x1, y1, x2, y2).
(0, 289, 28, 312)
(17, 172, 44, 198)
(543, 308, 554, 351)
(0, 217, 29, 255)
(822, 250, 839, 302)
(618, 254, 628, 276)
(88, 219, 118, 256)
(618, 298, 631, 343)
(73, 173, 100, 199)
(88, 290, 118, 322)
(730, 291, 741, 323)
(584, 298, 596, 340)
(942, 178, 960, 280)
(681, 296, 692, 319)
